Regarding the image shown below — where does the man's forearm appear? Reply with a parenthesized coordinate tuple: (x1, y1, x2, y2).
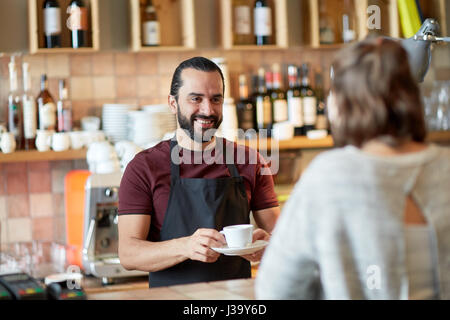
(119, 237, 189, 272)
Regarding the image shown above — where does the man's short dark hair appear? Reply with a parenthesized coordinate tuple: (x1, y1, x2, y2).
(170, 57, 225, 101)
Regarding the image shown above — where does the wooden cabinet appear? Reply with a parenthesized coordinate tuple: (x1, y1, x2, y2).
(28, 0, 100, 54)
(129, 0, 195, 52)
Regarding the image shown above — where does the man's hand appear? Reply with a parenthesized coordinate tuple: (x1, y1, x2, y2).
(241, 228, 271, 262)
(185, 228, 227, 263)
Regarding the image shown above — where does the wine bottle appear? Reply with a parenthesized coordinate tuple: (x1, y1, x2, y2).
(67, 0, 88, 48)
(57, 79, 72, 132)
(233, 0, 252, 45)
(43, 0, 62, 48)
(300, 64, 317, 133)
(271, 63, 288, 124)
(142, 0, 160, 46)
(342, 0, 357, 43)
(22, 63, 37, 150)
(314, 71, 329, 132)
(254, 0, 272, 45)
(7, 57, 25, 150)
(254, 67, 273, 133)
(37, 74, 57, 131)
(287, 64, 304, 136)
(236, 74, 256, 134)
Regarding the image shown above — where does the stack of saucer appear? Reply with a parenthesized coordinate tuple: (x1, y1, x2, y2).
(128, 105, 177, 147)
(102, 104, 137, 143)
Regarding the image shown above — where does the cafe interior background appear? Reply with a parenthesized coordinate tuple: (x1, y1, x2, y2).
(0, 0, 449, 293)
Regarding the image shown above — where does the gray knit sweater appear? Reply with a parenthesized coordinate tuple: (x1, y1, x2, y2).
(255, 144, 450, 300)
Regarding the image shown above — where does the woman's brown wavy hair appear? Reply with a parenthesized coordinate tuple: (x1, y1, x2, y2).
(330, 37, 427, 148)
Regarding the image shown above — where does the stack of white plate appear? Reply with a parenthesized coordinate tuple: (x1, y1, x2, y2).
(128, 104, 177, 147)
(102, 104, 137, 143)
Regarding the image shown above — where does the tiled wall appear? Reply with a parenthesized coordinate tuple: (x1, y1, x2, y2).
(0, 45, 449, 245)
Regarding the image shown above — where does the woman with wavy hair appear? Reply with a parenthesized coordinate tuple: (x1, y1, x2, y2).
(255, 37, 450, 300)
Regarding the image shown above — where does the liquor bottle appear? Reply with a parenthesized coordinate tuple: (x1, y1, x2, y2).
(7, 57, 25, 150)
(319, 1, 335, 45)
(342, 0, 357, 43)
(254, 0, 272, 45)
(67, 0, 88, 48)
(57, 79, 72, 132)
(43, 0, 62, 48)
(314, 71, 329, 132)
(270, 63, 288, 124)
(142, 0, 160, 46)
(299, 64, 317, 133)
(22, 63, 37, 150)
(36, 75, 57, 131)
(286, 64, 304, 135)
(254, 67, 272, 132)
(233, 0, 252, 45)
(236, 74, 256, 134)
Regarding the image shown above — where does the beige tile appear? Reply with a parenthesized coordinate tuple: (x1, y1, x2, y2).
(7, 194, 30, 218)
(7, 218, 32, 243)
(262, 50, 284, 66)
(116, 76, 137, 98)
(0, 216, 8, 244)
(52, 193, 65, 217)
(71, 100, 94, 123)
(138, 97, 166, 106)
(158, 74, 172, 99)
(29, 193, 53, 218)
(51, 168, 69, 193)
(53, 216, 66, 243)
(114, 53, 136, 75)
(0, 196, 6, 220)
(71, 76, 93, 100)
(70, 54, 93, 76)
(46, 54, 70, 78)
(157, 52, 181, 75)
(92, 53, 114, 76)
(136, 53, 158, 75)
(137, 75, 159, 98)
(22, 55, 46, 78)
(93, 76, 116, 99)
(32, 217, 54, 241)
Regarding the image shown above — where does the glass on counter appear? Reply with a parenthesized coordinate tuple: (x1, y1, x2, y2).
(424, 81, 450, 131)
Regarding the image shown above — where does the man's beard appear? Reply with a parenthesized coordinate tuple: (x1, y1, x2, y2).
(177, 106, 222, 143)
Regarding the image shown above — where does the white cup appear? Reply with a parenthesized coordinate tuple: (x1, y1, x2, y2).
(220, 224, 254, 248)
(81, 116, 101, 131)
(0, 132, 16, 154)
(94, 159, 121, 174)
(69, 131, 85, 150)
(272, 122, 294, 141)
(86, 141, 118, 164)
(51, 132, 71, 152)
(35, 130, 54, 152)
(82, 130, 105, 146)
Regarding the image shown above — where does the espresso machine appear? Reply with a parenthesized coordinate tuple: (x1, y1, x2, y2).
(81, 172, 146, 285)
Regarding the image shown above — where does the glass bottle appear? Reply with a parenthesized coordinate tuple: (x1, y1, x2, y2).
(22, 62, 37, 150)
(57, 79, 72, 132)
(300, 64, 317, 133)
(7, 57, 25, 150)
(342, 0, 357, 43)
(142, 0, 160, 46)
(43, 0, 62, 48)
(233, 0, 253, 45)
(254, 67, 273, 132)
(254, 0, 272, 45)
(36, 74, 57, 131)
(271, 63, 288, 124)
(314, 70, 329, 132)
(287, 64, 304, 135)
(236, 74, 256, 133)
(67, 0, 89, 48)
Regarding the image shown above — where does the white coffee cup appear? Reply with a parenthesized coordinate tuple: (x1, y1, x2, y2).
(69, 131, 85, 150)
(0, 132, 16, 154)
(81, 116, 101, 131)
(82, 130, 105, 146)
(51, 132, 71, 152)
(35, 130, 54, 152)
(220, 224, 254, 248)
(272, 122, 294, 141)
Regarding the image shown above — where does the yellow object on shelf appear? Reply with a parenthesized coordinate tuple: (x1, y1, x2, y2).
(397, 0, 422, 38)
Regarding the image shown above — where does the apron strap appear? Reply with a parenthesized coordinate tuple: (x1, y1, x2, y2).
(169, 137, 241, 179)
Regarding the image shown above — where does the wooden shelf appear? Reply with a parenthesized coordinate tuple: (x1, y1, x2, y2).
(28, 0, 100, 54)
(0, 132, 448, 164)
(0, 148, 87, 163)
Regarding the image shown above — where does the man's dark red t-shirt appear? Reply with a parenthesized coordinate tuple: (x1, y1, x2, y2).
(118, 138, 279, 241)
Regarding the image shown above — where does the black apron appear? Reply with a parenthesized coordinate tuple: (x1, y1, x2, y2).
(149, 138, 251, 288)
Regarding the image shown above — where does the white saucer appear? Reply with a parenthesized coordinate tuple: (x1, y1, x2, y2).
(211, 240, 269, 256)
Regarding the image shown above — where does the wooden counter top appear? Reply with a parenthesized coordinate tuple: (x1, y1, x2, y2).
(87, 278, 256, 300)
